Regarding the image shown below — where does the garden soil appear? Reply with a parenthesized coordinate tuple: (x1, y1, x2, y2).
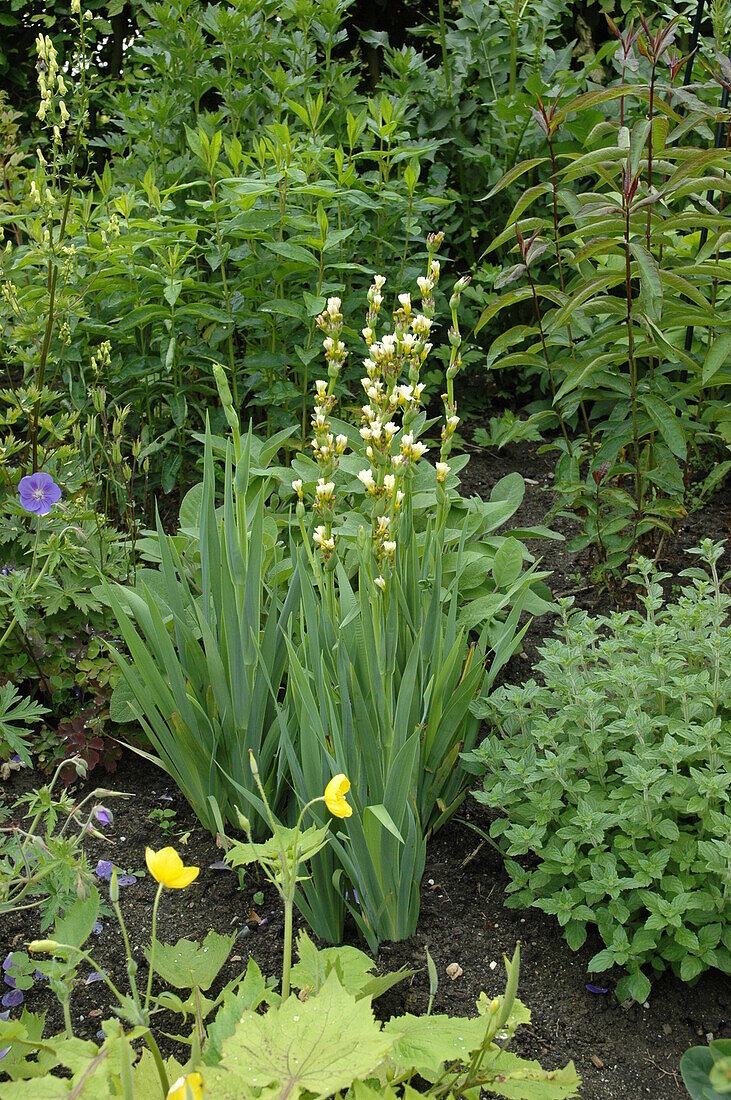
(2, 440, 729, 1100)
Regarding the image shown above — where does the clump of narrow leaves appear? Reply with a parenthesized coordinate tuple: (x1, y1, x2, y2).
(466, 540, 731, 1003)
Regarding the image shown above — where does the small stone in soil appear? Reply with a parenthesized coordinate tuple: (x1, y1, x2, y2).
(591, 1055, 604, 1069)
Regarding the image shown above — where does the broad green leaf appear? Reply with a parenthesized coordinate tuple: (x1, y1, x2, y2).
(492, 537, 524, 589)
(681, 1046, 728, 1100)
(487, 1050, 582, 1099)
(54, 888, 100, 950)
(384, 1012, 488, 1078)
(218, 972, 394, 1098)
(146, 930, 236, 991)
(289, 930, 414, 1001)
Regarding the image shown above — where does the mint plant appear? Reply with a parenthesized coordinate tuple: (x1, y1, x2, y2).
(466, 540, 731, 1002)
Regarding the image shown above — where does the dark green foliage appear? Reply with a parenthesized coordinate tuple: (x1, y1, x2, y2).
(477, 23, 731, 580)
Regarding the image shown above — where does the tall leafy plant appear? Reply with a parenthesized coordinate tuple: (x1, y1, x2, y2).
(274, 249, 544, 947)
(477, 18, 731, 581)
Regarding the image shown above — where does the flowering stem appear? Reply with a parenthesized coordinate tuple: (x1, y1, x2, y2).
(143, 1032, 170, 1098)
(145, 883, 164, 1012)
(111, 896, 143, 1015)
(282, 896, 294, 1000)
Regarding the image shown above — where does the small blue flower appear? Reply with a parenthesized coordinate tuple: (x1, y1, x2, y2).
(18, 472, 61, 516)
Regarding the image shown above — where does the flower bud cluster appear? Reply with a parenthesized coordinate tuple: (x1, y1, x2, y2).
(308, 297, 349, 563)
(90, 340, 112, 375)
(35, 35, 68, 142)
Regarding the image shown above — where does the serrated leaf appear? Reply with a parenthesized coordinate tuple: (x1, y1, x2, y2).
(384, 1012, 488, 1078)
(219, 972, 393, 1098)
(146, 930, 235, 991)
(54, 888, 100, 950)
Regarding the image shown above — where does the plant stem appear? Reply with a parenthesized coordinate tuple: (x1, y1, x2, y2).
(282, 896, 293, 1000)
(437, 0, 452, 97)
(145, 883, 164, 1010)
(143, 1032, 170, 1098)
(526, 267, 572, 454)
(624, 189, 643, 536)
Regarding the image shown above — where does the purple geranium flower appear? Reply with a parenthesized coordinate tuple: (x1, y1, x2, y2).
(94, 806, 113, 826)
(95, 860, 114, 881)
(1, 989, 23, 1009)
(18, 473, 61, 516)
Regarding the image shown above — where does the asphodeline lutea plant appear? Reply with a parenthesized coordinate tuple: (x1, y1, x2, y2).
(298, 231, 470, 594)
(281, 239, 486, 949)
(225, 752, 352, 1001)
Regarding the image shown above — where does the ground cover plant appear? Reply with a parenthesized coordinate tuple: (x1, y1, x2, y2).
(467, 539, 731, 1003)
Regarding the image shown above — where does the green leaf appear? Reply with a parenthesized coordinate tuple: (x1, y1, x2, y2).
(492, 537, 524, 589)
(486, 1050, 582, 1098)
(218, 972, 394, 1097)
(289, 931, 414, 1001)
(384, 1012, 488, 1078)
(364, 803, 404, 843)
(702, 333, 731, 385)
(630, 241, 662, 322)
(54, 888, 100, 950)
(615, 968, 651, 1004)
(640, 395, 687, 460)
(681, 1046, 729, 1100)
(146, 930, 236, 991)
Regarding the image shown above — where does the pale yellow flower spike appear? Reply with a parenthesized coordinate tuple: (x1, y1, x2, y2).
(324, 774, 353, 818)
(145, 847, 200, 889)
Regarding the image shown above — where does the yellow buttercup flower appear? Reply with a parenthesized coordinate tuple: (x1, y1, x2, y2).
(167, 1072, 204, 1100)
(145, 846, 199, 889)
(324, 774, 352, 819)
